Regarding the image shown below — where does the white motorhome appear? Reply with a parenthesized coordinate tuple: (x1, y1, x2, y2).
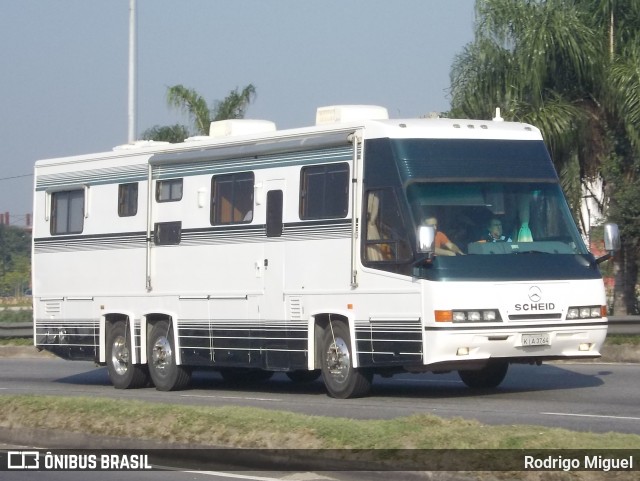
(32, 105, 618, 398)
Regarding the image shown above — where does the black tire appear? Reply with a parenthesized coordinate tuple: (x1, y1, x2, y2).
(286, 369, 322, 384)
(458, 361, 508, 389)
(106, 321, 149, 389)
(219, 368, 274, 384)
(321, 321, 372, 398)
(147, 320, 191, 391)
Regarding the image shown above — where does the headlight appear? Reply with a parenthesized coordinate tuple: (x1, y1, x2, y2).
(483, 310, 497, 321)
(467, 311, 482, 321)
(566, 305, 604, 320)
(448, 309, 502, 323)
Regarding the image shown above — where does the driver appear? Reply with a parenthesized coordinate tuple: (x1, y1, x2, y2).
(482, 218, 512, 243)
(423, 216, 464, 256)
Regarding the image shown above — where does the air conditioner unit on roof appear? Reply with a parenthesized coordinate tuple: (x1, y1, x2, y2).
(209, 119, 277, 138)
(315, 105, 389, 126)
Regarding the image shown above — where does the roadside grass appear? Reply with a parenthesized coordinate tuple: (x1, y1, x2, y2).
(0, 337, 31, 346)
(0, 309, 31, 323)
(1, 394, 639, 450)
(606, 334, 640, 346)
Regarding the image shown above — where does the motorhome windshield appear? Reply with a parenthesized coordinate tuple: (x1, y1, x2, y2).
(407, 181, 588, 256)
(362, 137, 597, 281)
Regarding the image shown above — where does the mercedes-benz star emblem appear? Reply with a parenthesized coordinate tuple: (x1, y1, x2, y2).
(528, 286, 542, 302)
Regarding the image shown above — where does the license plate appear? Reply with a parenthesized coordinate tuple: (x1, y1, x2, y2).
(521, 333, 550, 346)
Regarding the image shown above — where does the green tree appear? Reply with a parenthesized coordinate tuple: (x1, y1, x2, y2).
(142, 84, 256, 142)
(450, 0, 640, 313)
(141, 124, 189, 143)
(0, 225, 31, 298)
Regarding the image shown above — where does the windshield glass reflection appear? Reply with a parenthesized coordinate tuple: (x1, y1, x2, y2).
(407, 182, 588, 256)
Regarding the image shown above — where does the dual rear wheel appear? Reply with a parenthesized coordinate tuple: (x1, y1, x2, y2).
(106, 319, 191, 391)
(105, 321, 148, 389)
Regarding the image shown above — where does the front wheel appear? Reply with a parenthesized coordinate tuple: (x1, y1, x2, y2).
(147, 320, 191, 391)
(458, 361, 508, 389)
(321, 321, 372, 398)
(106, 321, 149, 389)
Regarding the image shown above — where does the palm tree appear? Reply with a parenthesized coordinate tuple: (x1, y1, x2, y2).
(141, 84, 257, 141)
(449, 0, 640, 313)
(166, 83, 257, 136)
(140, 124, 190, 143)
(450, 0, 601, 183)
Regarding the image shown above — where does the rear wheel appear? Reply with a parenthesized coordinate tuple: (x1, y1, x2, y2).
(458, 361, 508, 389)
(106, 321, 149, 389)
(147, 320, 191, 391)
(321, 321, 372, 398)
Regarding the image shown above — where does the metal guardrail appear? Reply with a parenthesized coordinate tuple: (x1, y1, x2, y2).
(0, 322, 32, 338)
(607, 316, 640, 335)
(1, 317, 640, 339)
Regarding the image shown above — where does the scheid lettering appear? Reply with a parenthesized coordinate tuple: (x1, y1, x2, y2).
(514, 303, 555, 312)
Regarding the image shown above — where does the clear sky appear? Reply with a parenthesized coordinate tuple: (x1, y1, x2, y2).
(0, 0, 476, 220)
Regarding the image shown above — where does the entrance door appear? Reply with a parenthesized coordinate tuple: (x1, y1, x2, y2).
(260, 180, 290, 369)
(261, 180, 286, 321)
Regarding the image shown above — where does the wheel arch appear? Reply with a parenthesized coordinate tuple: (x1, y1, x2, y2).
(143, 311, 180, 365)
(100, 312, 137, 364)
(311, 312, 357, 370)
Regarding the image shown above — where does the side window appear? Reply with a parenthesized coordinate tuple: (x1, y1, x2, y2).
(363, 189, 411, 264)
(51, 189, 84, 235)
(156, 178, 183, 202)
(154, 221, 181, 245)
(300, 163, 349, 219)
(266, 190, 283, 237)
(118, 182, 138, 217)
(211, 172, 254, 225)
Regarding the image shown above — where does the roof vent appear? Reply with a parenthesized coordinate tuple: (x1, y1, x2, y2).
(315, 105, 389, 126)
(209, 119, 277, 138)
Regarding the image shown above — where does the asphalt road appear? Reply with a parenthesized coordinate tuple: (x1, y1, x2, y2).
(1, 357, 639, 436)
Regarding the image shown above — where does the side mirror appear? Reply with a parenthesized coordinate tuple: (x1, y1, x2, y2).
(604, 223, 620, 252)
(417, 225, 436, 254)
(597, 223, 620, 264)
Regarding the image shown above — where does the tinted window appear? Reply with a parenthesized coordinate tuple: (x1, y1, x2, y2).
(363, 189, 411, 264)
(266, 190, 283, 237)
(156, 179, 183, 202)
(51, 189, 84, 235)
(300, 163, 349, 219)
(118, 183, 138, 217)
(154, 221, 182, 245)
(211, 172, 254, 225)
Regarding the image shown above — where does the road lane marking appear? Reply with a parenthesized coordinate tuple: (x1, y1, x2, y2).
(543, 412, 640, 421)
(161, 467, 282, 480)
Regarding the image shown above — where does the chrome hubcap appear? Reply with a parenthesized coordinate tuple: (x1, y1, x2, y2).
(326, 336, 350, 383)
(151, 336, 172, 375)
(111, 336, 129, 376)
